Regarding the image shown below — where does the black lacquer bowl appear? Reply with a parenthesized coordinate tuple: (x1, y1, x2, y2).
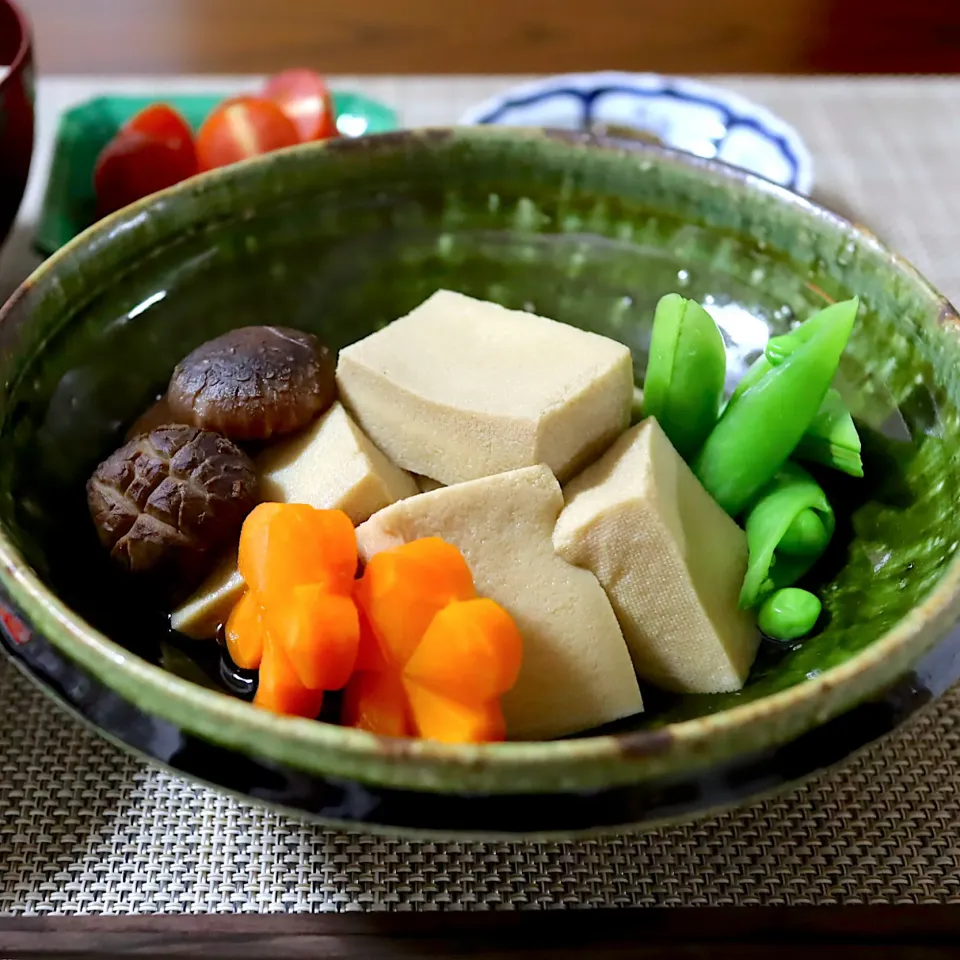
(1, 128, 959, 838)
(0, 0, 34, 249)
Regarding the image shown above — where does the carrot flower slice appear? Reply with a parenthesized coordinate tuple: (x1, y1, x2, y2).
(266, 585, 359, 691)
(404, 681, 506, 744)
(343, 670, 410, 737)
(356, 537, 476, 667)
(403, 598, 523, 703)
(239, 503, 357, 601)
(350, 539, 522, 744)
(254, 633, 325, 719)
(229, 503, 362, 718)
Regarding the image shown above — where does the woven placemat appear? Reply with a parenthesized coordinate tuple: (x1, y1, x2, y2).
(3, 659, 960, 913)
(4, 76, 960, 914)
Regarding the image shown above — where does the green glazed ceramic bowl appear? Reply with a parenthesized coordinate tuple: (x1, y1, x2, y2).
(1, 127, 959, 839)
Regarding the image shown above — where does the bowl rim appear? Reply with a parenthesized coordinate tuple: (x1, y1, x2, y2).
(1, 125, 959, 793)
(0, 0, 31, 89)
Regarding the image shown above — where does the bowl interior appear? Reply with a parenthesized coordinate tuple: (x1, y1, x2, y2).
(1, 130, 959, 737)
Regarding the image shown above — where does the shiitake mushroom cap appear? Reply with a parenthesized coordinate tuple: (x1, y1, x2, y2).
(87, 424, 259, 594)
(167, 326, 336, 441)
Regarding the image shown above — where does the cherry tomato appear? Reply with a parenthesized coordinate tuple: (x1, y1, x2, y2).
(94, 130, 196, 219)
(125, 103, 197, 174)
(263, 69, 338, 142)
(195, 96, 300, 172)
(93, 103, 199, 218)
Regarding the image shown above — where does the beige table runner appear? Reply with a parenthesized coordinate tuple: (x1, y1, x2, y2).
(2, 76, 960, 913)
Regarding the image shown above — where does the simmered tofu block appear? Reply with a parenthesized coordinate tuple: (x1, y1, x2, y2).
(170, 552, 244, 641)
(355, 465, 643, 740)
(553, 419, 759, 694)
(256, 401, 418, 511)
(336, 290, 634, 485)
(171, 403, 418, 638)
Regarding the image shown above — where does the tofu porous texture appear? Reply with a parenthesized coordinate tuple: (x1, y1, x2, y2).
(171, 402, 418, 639)
(554, 418, 759, 694)
(355, 465, 644, 740)
(256, 401, 418, 512)
(336, 290, 634, 486)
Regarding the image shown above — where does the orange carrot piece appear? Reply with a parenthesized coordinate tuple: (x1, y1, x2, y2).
(403, 681, 506, 743)
(310, 508, 360, 591)
(239, 503, 357, 600)
(342, 670, 410, 737)
(354, 606, 387, 674)
(225, 589, 265, 670)
(356, 537, 476, 667)
(394, 537, 476, 599)
(403, 597, 523, 703)
(266, 585, 359, 691)
(236, 502, 285, 592)
(254, 633, 325, 718)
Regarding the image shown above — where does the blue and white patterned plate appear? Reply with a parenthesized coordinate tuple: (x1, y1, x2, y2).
(459, 72, 814, 195)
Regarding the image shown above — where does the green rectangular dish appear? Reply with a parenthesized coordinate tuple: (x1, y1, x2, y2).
(36, 92, 399, 256)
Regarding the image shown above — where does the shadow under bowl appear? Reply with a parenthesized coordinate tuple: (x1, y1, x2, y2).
(0, 127, 959, 838)
(0, 0, 34, 250)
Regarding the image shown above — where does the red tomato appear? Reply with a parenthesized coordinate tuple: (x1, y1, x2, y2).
(195, 96, 300, 172)
(263, 69, 338, 142)
(125, 103, 197, 174)
(93, 103, 199, 218)
(94, 130, 196, 219)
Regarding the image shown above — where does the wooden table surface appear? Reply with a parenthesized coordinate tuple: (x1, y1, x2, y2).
(6, 906, 960, 957)
(15, 0, 960, 76)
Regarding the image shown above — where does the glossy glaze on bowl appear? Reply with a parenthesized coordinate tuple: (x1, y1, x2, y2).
(0, 128, 959, 834)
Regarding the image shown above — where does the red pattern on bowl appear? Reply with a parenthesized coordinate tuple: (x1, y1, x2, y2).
(0, 0, 34, 250)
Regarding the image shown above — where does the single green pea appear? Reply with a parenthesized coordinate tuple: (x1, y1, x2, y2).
(740, 462, 835, 608)
(693, 300, 856, 518)
(794, 388, 863, 478)
(765, 298, 861, 365)
(758, 588, 822, 641)
(779, 507, 830, 556)
(642, 293, 726, 461)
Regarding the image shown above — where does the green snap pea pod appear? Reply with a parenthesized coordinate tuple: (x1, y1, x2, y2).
(760, 299, 864, 477)
(725, 298, 860, 418)
(758, 588, 822, 641)
(739, 462, 835, 609)
(794, 388, 863, 477)
(642, 293, 726, 461)
(765, 297, 860, 365)
(692, 301, 855, 517)
(724, 354, 772, 413)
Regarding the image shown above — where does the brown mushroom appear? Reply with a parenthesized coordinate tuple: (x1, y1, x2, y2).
(166, 326, 336, 441)
(87, 424, 259, 592)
